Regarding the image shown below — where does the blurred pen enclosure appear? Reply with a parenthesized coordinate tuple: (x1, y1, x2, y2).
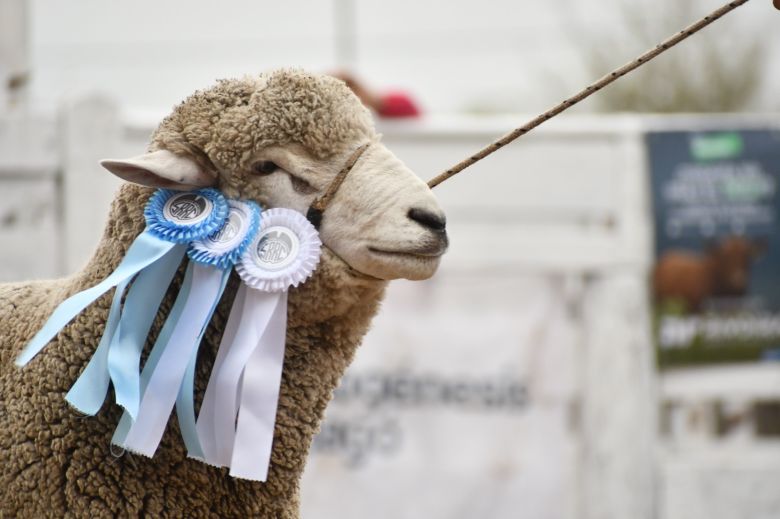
(1, 1, 779, 518)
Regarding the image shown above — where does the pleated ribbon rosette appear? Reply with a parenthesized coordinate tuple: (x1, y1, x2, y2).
(16, 190, 321, 482)
(111, 199, 261, 459)
(16, 189, 229, 417)
(193, 207, 322, 481)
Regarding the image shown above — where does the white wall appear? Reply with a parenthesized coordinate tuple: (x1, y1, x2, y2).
(25, 0, 779, 116)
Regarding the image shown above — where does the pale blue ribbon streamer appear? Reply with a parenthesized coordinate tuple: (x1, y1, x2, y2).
(111, 262, 196, 447)
(107, 244, 187, 419)
(16, 231, 178, 367)
(175, 334, 207, 458)
(65, 276, 131, 414)
(111, 263, 230, 456)
(176, 267, 231, 459)
(116, 263, 230, 456)
(66, 244, 186, 415)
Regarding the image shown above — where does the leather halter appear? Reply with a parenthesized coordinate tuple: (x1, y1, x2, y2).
(306, 143, 371, 230)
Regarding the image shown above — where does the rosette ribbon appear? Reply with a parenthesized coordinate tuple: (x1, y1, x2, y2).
(194, 207, 321, 481)
(111, 199, 260, 458)
(16, 189, 229, 420)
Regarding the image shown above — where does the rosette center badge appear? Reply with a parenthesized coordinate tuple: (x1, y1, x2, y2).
(198, 201, 255, 258)
(163, 193, 214, 225)
(236, 208, 321, 293)
(254, 226, 300, 272)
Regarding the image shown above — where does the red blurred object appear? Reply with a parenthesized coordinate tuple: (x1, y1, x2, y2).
(377, 91, 421, 118)
(330, 71, 422, 119)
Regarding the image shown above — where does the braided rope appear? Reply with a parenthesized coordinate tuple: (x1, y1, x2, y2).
(427, 0, 753, 189)
(306, 142, 371, 229)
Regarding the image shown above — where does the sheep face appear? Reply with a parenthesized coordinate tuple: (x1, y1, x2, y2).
(101, 70, 447, 281)
(239, 141, 448, 281)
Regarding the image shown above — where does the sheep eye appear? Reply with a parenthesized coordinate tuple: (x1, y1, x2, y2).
(252, 161, 279, 175)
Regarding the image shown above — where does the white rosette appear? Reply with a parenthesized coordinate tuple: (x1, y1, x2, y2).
(235, 208, 322, 292)
(195, 208, 321, 481)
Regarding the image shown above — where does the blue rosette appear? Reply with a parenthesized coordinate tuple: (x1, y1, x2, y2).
(188, 199, 261, 270)
(144, 188, 229, 243)
(17, 188, 230, 423)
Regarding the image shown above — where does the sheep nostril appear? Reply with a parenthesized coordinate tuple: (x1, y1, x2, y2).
(408, 208, 446, 232)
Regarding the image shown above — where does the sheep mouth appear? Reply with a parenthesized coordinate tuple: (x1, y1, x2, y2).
(368, 244, 446, 259)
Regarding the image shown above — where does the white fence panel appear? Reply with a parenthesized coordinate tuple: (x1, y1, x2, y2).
(303, 274, 581, 519)
(300, 117, 655, 519)
(0, 113, 59, 281)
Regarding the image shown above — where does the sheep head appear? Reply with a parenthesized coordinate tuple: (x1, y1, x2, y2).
(101, 69, 447, 281)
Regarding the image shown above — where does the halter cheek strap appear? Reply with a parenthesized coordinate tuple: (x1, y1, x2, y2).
(306, 143, 371, 230)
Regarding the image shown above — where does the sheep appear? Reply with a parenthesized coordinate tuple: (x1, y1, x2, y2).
(653, 235, 765, 312)
(0, 69, 448, 518)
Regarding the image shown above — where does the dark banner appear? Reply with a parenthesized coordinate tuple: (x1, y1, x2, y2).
(648, 129, 780, 366)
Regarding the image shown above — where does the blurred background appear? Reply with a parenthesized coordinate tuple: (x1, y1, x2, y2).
(1, 0, 779, 518)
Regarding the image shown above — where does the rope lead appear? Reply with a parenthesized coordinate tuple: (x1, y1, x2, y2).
(427, 0, 754, 189)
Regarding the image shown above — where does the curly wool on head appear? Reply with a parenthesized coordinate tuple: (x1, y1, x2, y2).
(151, 70, 376, 182)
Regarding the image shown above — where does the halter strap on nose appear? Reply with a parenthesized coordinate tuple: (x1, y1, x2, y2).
(306, 143, 371, 230)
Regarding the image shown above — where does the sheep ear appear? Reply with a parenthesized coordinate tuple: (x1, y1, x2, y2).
(100, 150, 217, 190)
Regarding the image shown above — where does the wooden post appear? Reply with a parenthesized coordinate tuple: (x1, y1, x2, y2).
(0, 0, 30, 111)
(575, 128, 657, 519)
(333, 0, 358, 69)
(578, 272, 657, 519)
(60, 95, 122, 273)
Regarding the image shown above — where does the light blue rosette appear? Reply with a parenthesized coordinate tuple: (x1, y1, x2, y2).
(111, 199, 260, 459)
(16, 188, 229, 420)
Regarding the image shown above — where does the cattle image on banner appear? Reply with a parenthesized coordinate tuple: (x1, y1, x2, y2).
(648, 129, 780, 366)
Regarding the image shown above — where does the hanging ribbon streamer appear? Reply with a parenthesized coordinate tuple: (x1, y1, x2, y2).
(66, 249, 184, 415)
(16, 189, 229, 415)
(195, 208, 321, 481)
(104, 247, 187, 418)
(112, 200, 260, 457)
(16, 190, 323, 481)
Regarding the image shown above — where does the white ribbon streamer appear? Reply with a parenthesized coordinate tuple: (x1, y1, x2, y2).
(212, 286, 282, 467)
(193, 208, 321, 481)
(230, 289, 288, 481)
(194, 282, 247, 465)
(195, 285, 288, 479)
(119, 262, 228, 456)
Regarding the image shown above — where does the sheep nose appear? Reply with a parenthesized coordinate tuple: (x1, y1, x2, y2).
(408, 208, 446, 232)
